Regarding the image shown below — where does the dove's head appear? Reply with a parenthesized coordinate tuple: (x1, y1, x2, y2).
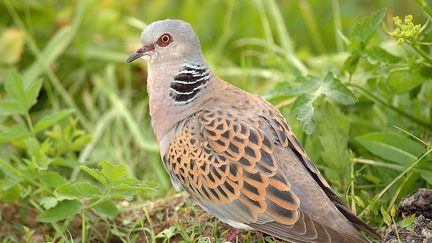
(127, 19, 203, 64)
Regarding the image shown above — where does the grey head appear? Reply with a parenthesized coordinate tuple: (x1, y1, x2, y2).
(127, 19, 213, 106)
(127, 19, 205, 64)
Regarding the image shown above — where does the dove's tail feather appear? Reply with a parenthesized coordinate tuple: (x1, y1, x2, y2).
(317, 173, 382, 241)
(250, 211, 370, 243)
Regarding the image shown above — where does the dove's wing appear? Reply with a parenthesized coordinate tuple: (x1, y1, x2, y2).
(162, 102, 369, 242)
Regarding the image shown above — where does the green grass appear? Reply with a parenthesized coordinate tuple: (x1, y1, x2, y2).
(0, 0, 431, 242)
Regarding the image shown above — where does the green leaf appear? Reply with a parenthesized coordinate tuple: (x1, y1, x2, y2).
(356, 132, 425, 165)
(34, 109, 74, 133)
(3, 70, 41, 112)
(0, 124, 29, 143)
(54, 182, 102, 200)
(72, 134, 92, 150)
(39, 197, 59, 210)
(400, 214, 416, 229)
(321, 73, 358, 105)
(344, 9, 386, 75)
(291, 94, 316, 134)
(20, 185, 32, 198)
(352, 8, 387, 46)
(91, 199, 118, 219)
(4, 70, 27, 110)
(387, 68, 424, 94)
(113, 178, 157, 192)
(0, 100, 26, 115)
(156, 226, 177, 240)
(80, 165, 108, 185)
(343, 52, 361, 76)
(40, 171, 68, 189)
(0, 184, 21, 201)
(26, 137, 49, 170)
(366, 46, 400, 63)
(362, 174, 382, 185)
(24, 78, 42, 110)
(109, 178, 156, 200)
(381, 207, 391, 226)
(315, 102, 350, 173)
(290, 74, 356, 134)
(37, 199, 82, 223)
(100, 161, 127, 182)
(353, 195, 365, 208)
(390, 205, 396, 217)
(24, 27, 74, 85)
(110, 189, 135, 201)
(1, 175, 22, 190)
(264, 76, 320, 99)
(421, 170, 432, 184)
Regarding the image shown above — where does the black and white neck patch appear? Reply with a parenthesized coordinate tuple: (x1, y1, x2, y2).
(169, 64, 211, 105)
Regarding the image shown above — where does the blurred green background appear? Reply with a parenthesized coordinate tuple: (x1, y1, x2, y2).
(0, 0, 426, 193)
(1, 0, 431, 241)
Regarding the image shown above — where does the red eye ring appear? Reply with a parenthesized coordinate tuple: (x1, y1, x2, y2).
(157, 33, 173, 47)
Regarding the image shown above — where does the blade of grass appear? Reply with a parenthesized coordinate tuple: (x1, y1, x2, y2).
(415, 0, 432, 17)
(359, 148, 432, 216)
(298, 0, 326, 53)
(23, 26, 74, 84)
(387, 171, 414, 212)
(393, 125, 431, 148)
(255, 0, 276, 48)
(94, 66, 159, 152)
(255, 0, 308, 75)
(266, 0, 293, 54)
(126, 17, 148, 30)
(354, 158, 432, 175)
(266, 0, 308, 75)
(332, 0, 343, 51)
(66, 47, 128, 63)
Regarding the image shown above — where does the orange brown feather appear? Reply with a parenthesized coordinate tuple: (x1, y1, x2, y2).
(163, 109, 301, 223)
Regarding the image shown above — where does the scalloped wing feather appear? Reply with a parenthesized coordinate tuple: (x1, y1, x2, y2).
(162, 106, 369, 242)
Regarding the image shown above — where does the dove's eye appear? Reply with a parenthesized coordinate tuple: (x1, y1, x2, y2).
(157, 33, 173, 47)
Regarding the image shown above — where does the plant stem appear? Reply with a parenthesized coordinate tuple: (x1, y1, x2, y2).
(81, 209, 86, 242)
(393, 125, 431, 148)
(417, 41, 432, 45)
(354, 158, 405, 171)
(349, 157, 356, 213)
(412, 44, 432, 64)
(392, 215, 402, 243)
(348, 83, 432, 130)
(389, 66, 410, 73)
(85, 185, 111, 209)
(24, 113, 34, 135)
(332, 0, 343, 52)
(415, 0, 432, 18)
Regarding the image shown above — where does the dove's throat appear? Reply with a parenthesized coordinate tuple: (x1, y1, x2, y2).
(146, 62, 213, 143)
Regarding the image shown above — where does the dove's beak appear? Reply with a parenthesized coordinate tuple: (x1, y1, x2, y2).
(127, 45, 155, 63)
